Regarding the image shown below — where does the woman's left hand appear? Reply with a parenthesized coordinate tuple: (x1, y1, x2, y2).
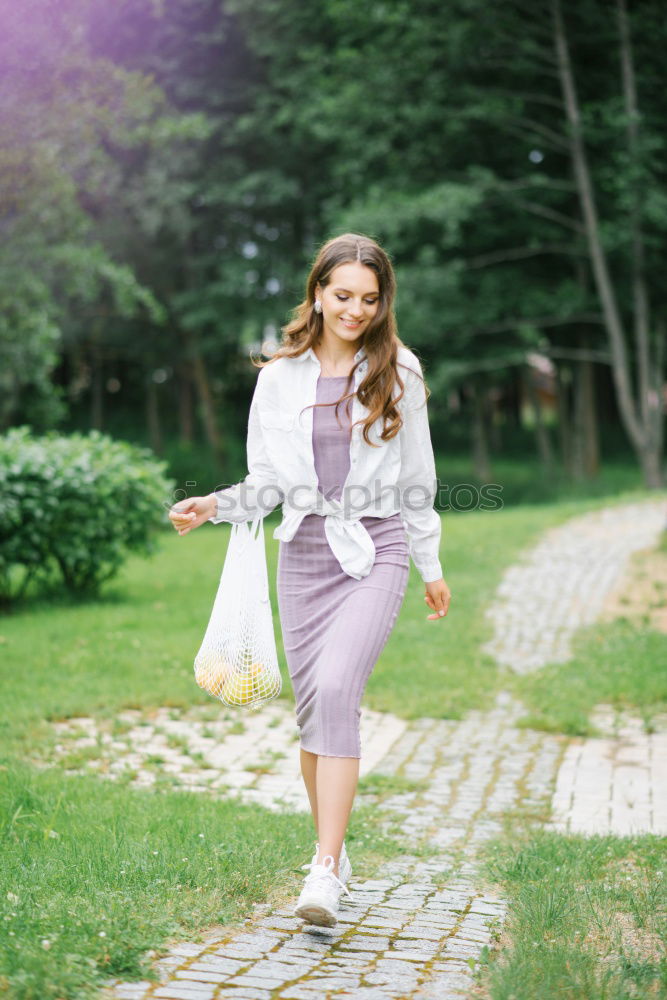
(424, 578, 451, 621)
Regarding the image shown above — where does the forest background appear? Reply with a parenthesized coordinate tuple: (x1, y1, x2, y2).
(2, 0, 666, 503)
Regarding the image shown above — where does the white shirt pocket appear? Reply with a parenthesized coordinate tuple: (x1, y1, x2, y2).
(258, 410, 296, 432)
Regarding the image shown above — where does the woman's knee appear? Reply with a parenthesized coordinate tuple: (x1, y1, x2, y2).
(317, 675, 354, 723)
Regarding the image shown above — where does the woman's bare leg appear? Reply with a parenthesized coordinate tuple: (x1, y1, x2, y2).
(315, 756, 359, 878)
(300, 748, 319, 836)
(299, 750, 359, 878)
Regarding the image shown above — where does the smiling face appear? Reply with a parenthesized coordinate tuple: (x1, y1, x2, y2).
(315, 261, 380, 350)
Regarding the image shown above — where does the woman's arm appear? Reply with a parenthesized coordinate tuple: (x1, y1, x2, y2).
(209, 385, 284, 524)
(169, 372, 283, 534)
(396, 360, 443, 584)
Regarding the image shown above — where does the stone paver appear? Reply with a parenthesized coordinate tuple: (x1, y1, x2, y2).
(42, 704, 405, 812)
(549, 705, 667, 836)
(483, 499, 666, 673)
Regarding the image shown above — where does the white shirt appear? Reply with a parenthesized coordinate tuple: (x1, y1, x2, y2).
(210, 343, 443, 583)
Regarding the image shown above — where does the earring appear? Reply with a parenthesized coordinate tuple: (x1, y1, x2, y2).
(314, 300, 322, 314)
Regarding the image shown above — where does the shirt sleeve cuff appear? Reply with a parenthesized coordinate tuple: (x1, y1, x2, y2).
(208, 494, 225, 524)
(417, 559, 444, 583)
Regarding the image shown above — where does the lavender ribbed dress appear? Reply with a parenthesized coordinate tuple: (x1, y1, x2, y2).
(276, 375, 410, 758)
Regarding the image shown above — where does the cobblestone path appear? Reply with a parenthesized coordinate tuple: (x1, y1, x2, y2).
(104, 696, 565, 1000)
(483, 500, 666, 674)
(47, 705, 405, 813)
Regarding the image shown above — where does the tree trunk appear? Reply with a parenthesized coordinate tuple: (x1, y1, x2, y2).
(146, 377, 163, 456)
(617, 0, 665, 486)
(638, 445, 664, 490)
(524, 366, 555, 476)
(507, 370, 522, 429)
(488, 391, 503, 454)
(469, 381, 492, 482)
(617, 0, 651, 429)
(1, 371, 19, 430)
(90, 326, 104, 431)
(555, 362, 573, 476)
(190, 342, 224, 467)
(551, 0, 664, 487)
(570, 356, 598, 481)
(178, 364, 194, 445)
(579, 352, 599, 480)
(654, 321, 666, 465)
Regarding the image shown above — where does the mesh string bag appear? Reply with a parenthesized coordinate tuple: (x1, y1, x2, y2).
(194, 514, 281, 709)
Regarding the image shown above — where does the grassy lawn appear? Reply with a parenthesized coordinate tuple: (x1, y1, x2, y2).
(433, 454, 646, 509)
(511, 618, 667, 736)
(477, 829, 667, 999)
(2, 763, 309, 999)
(0, 481, 663, 998)
(510, 517, 667, 736)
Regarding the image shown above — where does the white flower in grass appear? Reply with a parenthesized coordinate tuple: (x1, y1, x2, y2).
(6, 892, 18, 903)
(41, 939, 51, 950)
(98, 931, 107, 938)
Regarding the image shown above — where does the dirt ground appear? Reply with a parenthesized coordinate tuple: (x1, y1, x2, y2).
(599, 540, 667, 635)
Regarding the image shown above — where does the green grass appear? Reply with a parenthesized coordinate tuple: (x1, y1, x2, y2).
(0, 763, 309, 998)
(357, 772, 429, 798)
(433, 453, 646, 508)
(478, 829, 667, 999)
(511, 619, 667, 736)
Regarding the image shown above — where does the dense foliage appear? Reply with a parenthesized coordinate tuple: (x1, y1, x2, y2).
(0, 0, 664, 487)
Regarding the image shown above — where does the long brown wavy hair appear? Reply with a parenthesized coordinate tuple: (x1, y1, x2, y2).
(251, 232, 428, 447)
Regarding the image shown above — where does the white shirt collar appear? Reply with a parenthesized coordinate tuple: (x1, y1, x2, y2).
(293, 343, 367, 366)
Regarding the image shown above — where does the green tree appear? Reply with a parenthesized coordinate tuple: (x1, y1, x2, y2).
(0, 0, 191, 430)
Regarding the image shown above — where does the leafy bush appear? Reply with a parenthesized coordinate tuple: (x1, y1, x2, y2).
(0, 428, 174, 601)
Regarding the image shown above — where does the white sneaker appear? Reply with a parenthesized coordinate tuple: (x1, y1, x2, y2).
(294, 854, 351, 927)
(310, 841, 352, 885)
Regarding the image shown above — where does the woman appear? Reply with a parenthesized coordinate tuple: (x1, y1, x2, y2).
(169, 232, 451, 928)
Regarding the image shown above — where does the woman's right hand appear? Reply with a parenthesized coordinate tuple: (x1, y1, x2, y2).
(169, 494, 217, 536)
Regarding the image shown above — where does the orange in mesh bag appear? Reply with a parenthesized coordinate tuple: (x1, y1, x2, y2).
(194, 515, 281, 709)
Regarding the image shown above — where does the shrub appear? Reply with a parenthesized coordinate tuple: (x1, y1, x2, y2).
(0, 427, 174, 601)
